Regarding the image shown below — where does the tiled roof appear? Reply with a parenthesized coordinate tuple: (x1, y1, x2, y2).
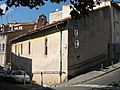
(7, 30, 23, 33)
(8, 21, 36, 26)
(0, 30, 23, 34)
(11, 17, 71, 43)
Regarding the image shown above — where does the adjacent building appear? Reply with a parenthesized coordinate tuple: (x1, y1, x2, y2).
(0, 22, 35, 67)
(49, 4, 71, 24)
(11, 1, 120, 85)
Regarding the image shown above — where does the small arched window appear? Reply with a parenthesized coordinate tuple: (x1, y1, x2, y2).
(0, 44, 1, 51)
(3, 43, 4, 51)
(21, 44, 23, 55)
(15, 45, 17, 54)
(28, 42, 31, 54)
(45, 38, 48, 55)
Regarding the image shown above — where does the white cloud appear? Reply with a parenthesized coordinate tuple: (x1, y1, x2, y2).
(0, 4, 13, 13)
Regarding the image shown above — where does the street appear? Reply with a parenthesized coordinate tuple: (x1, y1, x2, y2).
(84, 67, 120, 85)
(0, 82, 54, 90)
(55, 68, 120, 90)
(54, 63, 120, 90)
(0, 82, 28, 90)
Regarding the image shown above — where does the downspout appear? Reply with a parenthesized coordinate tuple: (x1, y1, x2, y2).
(9, 42, 12, 70)
(113, 6, 116, 60)
(110, 2, 116, 60)
(109, 2, 114, 59)
(60, 28, 62, 83)
(5, 34, 8, 67)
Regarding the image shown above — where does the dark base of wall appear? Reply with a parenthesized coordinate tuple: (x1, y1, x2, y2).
(68, 54, 120, 80)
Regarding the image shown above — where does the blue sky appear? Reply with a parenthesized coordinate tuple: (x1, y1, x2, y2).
(0, 1, 70, 25)
(0, 0, 120, 25)
(113, 0, 120, 2)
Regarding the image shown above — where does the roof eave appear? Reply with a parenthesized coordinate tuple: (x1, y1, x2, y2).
(10, 20, 67, 43)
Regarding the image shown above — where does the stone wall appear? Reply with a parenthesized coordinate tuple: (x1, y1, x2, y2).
(67, 6, 111, 78)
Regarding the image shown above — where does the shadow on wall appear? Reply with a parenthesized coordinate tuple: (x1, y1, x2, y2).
(11, 52, 32, 76)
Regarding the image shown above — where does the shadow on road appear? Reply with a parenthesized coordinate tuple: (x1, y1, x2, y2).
(0, 81, 55, 90)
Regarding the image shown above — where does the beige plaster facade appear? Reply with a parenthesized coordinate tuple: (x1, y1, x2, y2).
(11, 25, 68, 85)
(0, 22, 35, 67)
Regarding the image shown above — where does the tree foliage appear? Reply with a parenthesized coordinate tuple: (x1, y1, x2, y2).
(70, 0, 96, 18)
(0, 8, 5, 16)
(0, 0, 101, 18)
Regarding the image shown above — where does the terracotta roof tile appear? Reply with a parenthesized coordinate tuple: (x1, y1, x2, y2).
(8, 22, 36, 26)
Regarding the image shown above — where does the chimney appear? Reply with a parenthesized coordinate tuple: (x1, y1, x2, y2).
(37, 14, 47, 27)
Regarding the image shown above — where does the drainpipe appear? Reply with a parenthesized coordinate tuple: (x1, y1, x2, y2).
(60, 29, 62, 83)
(110, 2, 117, 62)
(109, 2, 114, 60)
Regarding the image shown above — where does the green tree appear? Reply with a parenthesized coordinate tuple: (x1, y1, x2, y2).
(0, 0, 102, 17)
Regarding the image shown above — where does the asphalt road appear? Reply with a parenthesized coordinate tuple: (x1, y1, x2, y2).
(84, 68, 120, 85)
(54, 66, 120, 90)
(0, 82, 28, 90)
(0, 81, 55, 90)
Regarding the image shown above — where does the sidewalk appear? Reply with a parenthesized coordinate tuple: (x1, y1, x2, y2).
(59, 62, 120, 87)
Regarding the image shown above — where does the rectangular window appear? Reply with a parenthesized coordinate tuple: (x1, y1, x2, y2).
(28, 42, 31, 54)
(0, 44, 1, 51)
(15, 45, 17, 54)
(18, 46, 20, 56)
(3, 43, 4, 51)
(45, 38, 48, 55)
(19, 26, 23, 30)
(21, 44, 23, 55)
(3, 34, 6, 39)
(1, 43, 3, 51)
